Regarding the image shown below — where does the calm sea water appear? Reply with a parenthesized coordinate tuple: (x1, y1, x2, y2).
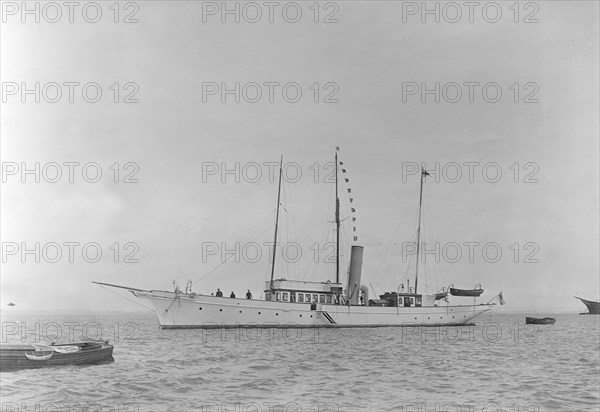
(1, 311, 598, 412)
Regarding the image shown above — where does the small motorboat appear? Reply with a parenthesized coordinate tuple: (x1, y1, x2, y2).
(0, 341, 114, 372)
(525, 317, 556, 325)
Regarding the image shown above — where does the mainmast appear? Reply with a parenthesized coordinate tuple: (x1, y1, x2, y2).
(335, 149, 340, 285)
(269, 155, 284, 292)
(414, 167, 429, 294)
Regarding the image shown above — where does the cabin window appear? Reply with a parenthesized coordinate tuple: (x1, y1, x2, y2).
(265, 292, 271, 301)
(404, 297, 411, 307)
(298, 294, 304, 303)
(290, 293, 296, 303)
(305, 294, 311, 302)
(312, 294, 318, 303)
(326, 295, 332, 304)
(319, 295, 325, 303)
(415, 296, 422, 307)
(276, 292, 280, 301)
(282, 292, 289, 302)
(398, 297, 403, 306)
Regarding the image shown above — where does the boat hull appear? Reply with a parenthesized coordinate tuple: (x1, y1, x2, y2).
(133, 291, 493, 329)
(0, 342, 114, 372)
(575, 297, 600, 315)
(525, 317, 556, 325)
(450, 288, 484, 297)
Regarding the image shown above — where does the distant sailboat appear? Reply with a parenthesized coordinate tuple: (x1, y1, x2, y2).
(575, 296, 600, 315)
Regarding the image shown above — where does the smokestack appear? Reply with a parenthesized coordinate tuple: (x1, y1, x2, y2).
(347, 245, 364, 305)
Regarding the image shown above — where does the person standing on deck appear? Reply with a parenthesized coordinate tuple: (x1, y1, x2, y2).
(246, 290, 252, 299)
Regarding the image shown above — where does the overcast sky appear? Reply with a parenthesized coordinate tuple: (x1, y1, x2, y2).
(1, 1, 598, 312)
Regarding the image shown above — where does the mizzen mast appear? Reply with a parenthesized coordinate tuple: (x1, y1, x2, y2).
(335, 148, 341, 285)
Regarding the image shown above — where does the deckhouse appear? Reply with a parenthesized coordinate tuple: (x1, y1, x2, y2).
(264, 279, 344, 305)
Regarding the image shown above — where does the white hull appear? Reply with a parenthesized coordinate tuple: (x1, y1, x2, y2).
(133, 290, 493, 329)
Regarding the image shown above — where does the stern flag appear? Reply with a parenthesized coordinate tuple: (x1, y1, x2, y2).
(499, 292, 505, 305)
(336, 146, 340, 151)
(422, 168, 430, 176)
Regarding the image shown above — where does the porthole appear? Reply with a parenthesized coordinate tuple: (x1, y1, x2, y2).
(199, 307, 202, 310)
(219, 309, 223, 312)
(310, 315, 313, 318)
(299, 314, 302, 317)
(276, 313, 279, 316)
(258, 312, 261, 315)
(239, 310, 242, 313)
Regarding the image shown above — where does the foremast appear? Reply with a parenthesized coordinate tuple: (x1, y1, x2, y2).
(414, 167, 429, 294)
(269, 155, 284, 293)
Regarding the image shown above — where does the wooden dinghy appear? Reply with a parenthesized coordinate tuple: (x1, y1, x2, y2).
(525, 317, 556, 325)
(449, 284, 484, 297)
(0, 341, 114, 372)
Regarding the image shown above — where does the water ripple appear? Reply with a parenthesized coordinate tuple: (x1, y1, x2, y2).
(1, 312, 598, 411)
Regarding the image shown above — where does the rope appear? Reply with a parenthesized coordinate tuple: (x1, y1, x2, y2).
(192, 208, 275, 286)
(370, 184, 419, 284)
(98, 284, 154, 311)
(98, 183, 264, 283)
